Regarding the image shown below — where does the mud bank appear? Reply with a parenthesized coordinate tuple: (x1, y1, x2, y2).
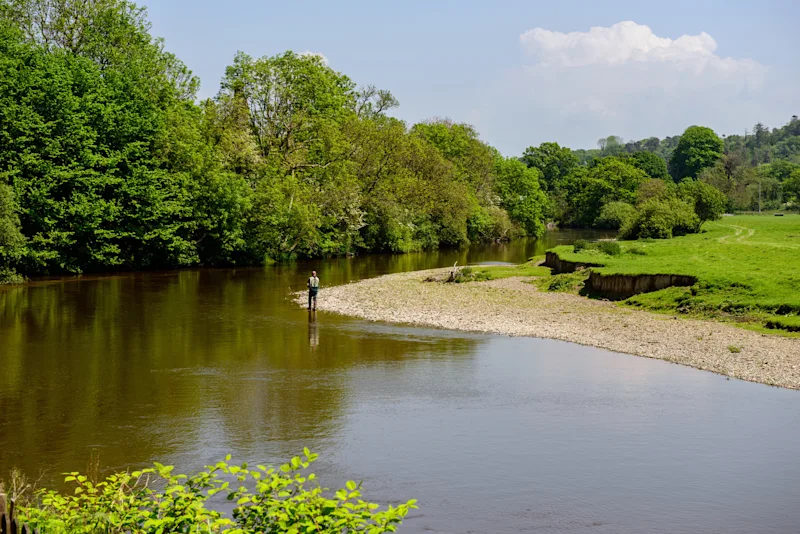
(544, 251, 697, 299)
(303, 269, 800, 390)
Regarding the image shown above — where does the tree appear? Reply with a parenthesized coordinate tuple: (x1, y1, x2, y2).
(784, 169, 800, 203)
(355, 84, 399, 119)
(220, 51, 356, 173)
(595, 201, 635, 230)
(411, 119, 495, 201)
(558, 158, 648, 227)
(629, 151, 669, 180)
(679, 180, 727, 224)
(597, 135, 624, 156)
(494, 157, 546, 237)
(699, 154, 759, 211)
(520, 142, 578, 191)
(669, 126, 724, 181)
(0, 4, 202, 274)
(636, 179, 673, 205)
(0, 182, 25, 282)
(619, 198, 699, 240)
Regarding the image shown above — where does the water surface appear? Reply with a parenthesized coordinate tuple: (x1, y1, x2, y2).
(1, 230, 798, 534)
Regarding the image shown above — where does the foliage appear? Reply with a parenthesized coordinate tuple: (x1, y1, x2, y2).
(18, 450, 416, 533)
(0, 0, 549, 281)
(584, 118, 800, 210)
(678, 180, 727, 224)
(619, 198, 700, 239)
(635, 179, 674, 205)
(571, 239, 620, 255)
(668, 126, 724, 181)
(557, 158, 648, 227)
(628, 151, 669, 180)
(785, 169, 800, 202)
(698, 153, 760, 211)
(596, 241, 622, 256)
(0, 182, 25, 281)
(573, 239, 589, 252)
(521, 142, 578, 192)
(494, 157, 546, 237)
(536, 271, 587, 293)
(594, 201, 636, 230)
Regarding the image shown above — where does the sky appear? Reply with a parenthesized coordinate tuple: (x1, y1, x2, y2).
(145, 0, 800, 155)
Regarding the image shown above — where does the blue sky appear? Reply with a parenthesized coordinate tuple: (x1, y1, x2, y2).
(146, 0, 799, 155)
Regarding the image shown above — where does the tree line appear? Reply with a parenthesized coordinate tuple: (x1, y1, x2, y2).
(541, 119, 800, 235)
(0, 0, 545, 282)
(0, 0, 798, 283)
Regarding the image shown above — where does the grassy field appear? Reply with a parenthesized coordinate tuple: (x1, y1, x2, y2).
(455, 261, 551, 282)
(548, 214, 800, 333)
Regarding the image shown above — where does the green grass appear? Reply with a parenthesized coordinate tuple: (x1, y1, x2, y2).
(548, 214, 800, 334)
(456, 257, 551, 282)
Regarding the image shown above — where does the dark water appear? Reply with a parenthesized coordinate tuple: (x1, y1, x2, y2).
(1, 230, 799, 534)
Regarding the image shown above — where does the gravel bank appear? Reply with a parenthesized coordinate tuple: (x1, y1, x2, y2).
(304, 269, 800, 390)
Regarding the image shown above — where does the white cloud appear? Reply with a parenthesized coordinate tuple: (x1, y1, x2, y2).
(476, 21, 788, 153)
(520, 21, 728, 68)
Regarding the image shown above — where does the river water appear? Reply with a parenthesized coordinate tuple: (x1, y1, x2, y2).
(1, 230, 799, 534)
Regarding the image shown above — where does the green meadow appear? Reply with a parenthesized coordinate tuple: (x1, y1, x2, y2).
(548, 215, 800, 333)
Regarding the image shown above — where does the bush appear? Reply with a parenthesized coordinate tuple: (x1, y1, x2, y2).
(678, 180, 727, 224)
(594, 201, 635, 229)
(573, 239, 590, 252)
(541, 272, 587, 292)
(636, 179, 674, 205)
(17, 450, 416, 533)
(620, 198, 700, 239)
(596, 241, 622, 255)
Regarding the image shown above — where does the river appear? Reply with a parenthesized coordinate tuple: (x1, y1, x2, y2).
(1, 229, 799, 534)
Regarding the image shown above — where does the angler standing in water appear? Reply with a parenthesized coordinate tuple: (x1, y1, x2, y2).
(307, 270, 320, 311)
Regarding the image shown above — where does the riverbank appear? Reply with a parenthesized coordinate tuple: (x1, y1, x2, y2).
(307, 269, 800, 390)
(550, 215, 800, 333)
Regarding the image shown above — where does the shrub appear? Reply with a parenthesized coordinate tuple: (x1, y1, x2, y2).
(594, 201, 635, 229)
(627, 246, 647, 255)
(541, 272, 587, 292)
(18, 450, 416, 533)
(596, 241, 621, 256)
(573, 239, 590, 252)
(620, 198, 699, 240)
(635, 179, 674, 205)
(678, 180, 727, 224)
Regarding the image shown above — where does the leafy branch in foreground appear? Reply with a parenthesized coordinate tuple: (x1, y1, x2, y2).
(16, 449, 416, 533)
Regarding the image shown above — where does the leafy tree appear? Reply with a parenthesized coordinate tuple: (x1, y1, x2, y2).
(699, 153, 759, 211)
(220, 50, 356, 173)
(629, 151, 669, 180)
(597, 135, 625, 157)
(636, 179, 674, 205)
(678, 180, 727, 224)
(0, 6, 201, 274)
(594, 201, 635, 230)
(0, 182, 25, 282)
(558, 158, 648, 227)
(412, 119, 495, 201)
(494, 157, 546, 237)
(784, 169, 800, 203)
(521, 142, 579, 191)
(669, 126, 725, 181)
(620, 198, 699, 240)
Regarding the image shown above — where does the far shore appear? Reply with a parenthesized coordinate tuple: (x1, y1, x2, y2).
(303, 268, 800, 390)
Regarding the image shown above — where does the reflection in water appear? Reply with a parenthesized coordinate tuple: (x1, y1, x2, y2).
(2, 231, 799, 534)
(308, 312, 319, 352)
